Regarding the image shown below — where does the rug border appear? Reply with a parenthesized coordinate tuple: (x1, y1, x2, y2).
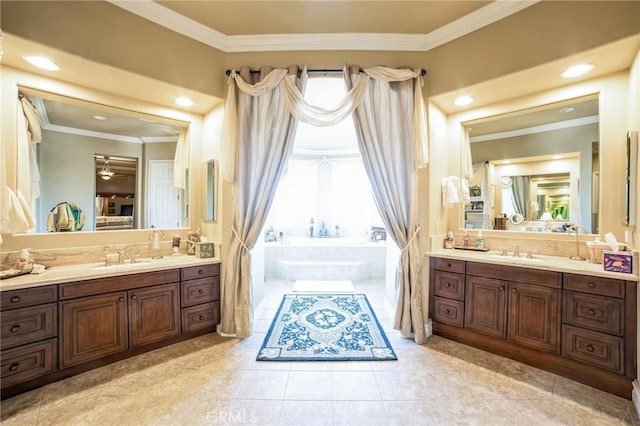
(256, 293, 397, 362)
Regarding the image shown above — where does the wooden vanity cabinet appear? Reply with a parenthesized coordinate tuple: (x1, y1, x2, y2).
(1, 261, 221, 400)
(430, 256, 635, 399)
(0, 286, 58, 388)
(59, 271, 180, 368)
(464, 262, 561, 352)
(180, 264, 220, 334)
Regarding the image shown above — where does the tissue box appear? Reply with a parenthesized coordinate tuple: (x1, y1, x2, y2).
(195, 242, 215, 258)
(603, 251, 633, 274)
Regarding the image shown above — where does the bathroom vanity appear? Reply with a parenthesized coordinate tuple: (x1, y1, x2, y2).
(428, 250, 637, 399)
(0, 258, 220, 399)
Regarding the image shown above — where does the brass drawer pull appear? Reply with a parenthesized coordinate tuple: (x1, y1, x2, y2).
(131, 295, 137, 300)
(587, 309, 596, 316)
(512, 288, 517, 293)
(10, 296, 20, 303)
(9, 325, 20, 333)
(8, 363, 20, 372)
(199, 315, 206, 321)
(119, 297, 125, 302)
(198, 289, 205, 294)
(444, 309, 451, 315)
(586, 344, 595, 353)
(198, 269, 204, 275)
(445, 282, 451, 288)
(587, 282, 596, 288)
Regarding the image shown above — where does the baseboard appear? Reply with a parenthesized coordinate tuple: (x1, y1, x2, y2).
(633, 380, 640, 418)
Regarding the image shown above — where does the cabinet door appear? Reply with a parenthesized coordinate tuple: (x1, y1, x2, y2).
(60, 292, 128, 368)
(129, 283, 180, 347)
(508, 282, 560, 352)
(464, 276, 507, 338)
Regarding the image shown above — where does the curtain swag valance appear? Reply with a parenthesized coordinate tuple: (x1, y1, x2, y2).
(221, 65, 429, 183)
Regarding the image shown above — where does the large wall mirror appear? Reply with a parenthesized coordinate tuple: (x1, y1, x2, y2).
(463, 95, 599, 234)
(21, 88, 190, 233)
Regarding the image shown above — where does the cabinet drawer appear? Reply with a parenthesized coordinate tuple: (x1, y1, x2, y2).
(60, 269, 179, 299)
(433, 297, 464, 327)
(181, 277, 220, 307)
(563, 291, 624, 336)
(1, 286, 57, 310)
(181, 302, 220, 333)
(431, 257, 465, 274)
(432, 271, 465, 301)
(1, 303, 57, 350)
(467, 262, 561, 288)
(563, 274, 625, 298)
(562, 325, 623, 374)
(1, 338, 57, 388)
(181, 263, 220, 281)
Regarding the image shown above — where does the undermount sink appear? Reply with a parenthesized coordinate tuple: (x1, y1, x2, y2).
(92, 261, 151, 270)
(487, 253, 542, 262)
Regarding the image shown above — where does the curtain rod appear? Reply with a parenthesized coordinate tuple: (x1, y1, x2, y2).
(225, 68, 427, 76)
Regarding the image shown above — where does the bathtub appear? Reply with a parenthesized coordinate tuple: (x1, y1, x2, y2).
(264, 237, 388, 281)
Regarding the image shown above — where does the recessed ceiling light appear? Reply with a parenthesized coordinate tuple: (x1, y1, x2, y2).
(559, 107, 575, 113)
(562, 63, 593, 78)
(454, 95, 474, 106)
(175, 96, 194, 107)
(93, 115, 107, 121)
(23, 55, 60, 71)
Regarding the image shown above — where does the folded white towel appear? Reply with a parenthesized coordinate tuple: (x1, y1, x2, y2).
(442, 176, 471, 208)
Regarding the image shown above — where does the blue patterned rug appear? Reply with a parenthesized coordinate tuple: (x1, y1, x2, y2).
(257, 293, 397, 361)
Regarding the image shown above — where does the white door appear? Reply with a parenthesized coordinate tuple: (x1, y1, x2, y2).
(147, 160, 181, 229)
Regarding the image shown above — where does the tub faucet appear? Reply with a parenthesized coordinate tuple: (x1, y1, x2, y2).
(513, 241, 520, 258)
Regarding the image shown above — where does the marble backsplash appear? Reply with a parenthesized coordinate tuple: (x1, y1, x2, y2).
(430, 231, 633, 262)
(0, 240, 193, 270)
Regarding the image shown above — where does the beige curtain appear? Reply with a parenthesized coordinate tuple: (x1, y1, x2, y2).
(173, 128, 189, 189)
(345, 65, 426, 344)
(220, 65, 305, 337)
(220, 64, 429, 339)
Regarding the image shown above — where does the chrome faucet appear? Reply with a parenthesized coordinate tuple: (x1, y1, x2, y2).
(513, 241, 520, 257)
(117, 249, 125, 265)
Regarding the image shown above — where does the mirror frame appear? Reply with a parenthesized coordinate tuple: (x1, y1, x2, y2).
(14, 85, 193, 236)
(458, 94, 600, 235)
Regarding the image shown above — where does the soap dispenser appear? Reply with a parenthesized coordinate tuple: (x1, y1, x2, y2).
(475, 231, 484, 249)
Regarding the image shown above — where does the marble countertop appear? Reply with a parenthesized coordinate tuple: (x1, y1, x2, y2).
(427, 248, 638, 282)
(0, 255, 222, 291)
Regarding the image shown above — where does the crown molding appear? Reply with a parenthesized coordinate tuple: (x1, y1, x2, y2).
(469, 115, 599, 143)
(107, 0, 540, 53)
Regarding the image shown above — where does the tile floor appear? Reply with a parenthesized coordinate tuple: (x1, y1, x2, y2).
(1, 279, 638, 425)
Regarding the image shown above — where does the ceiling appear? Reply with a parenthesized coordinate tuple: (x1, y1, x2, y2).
(3, 1, 638, 141)
(156, 0, 491, 36)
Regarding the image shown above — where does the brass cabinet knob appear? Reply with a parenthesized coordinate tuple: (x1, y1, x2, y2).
(10, 296, 20, 303)
(198, 289, 205, 294)
(199, 315, 205, 321)
(10, 325, 20, 333)
(586, 344, 595, 353)
(9, 363, 19, 372)
(587, 282, 596, 288)
(587, 309, 596, 316)
(132, 295, 137, 300)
